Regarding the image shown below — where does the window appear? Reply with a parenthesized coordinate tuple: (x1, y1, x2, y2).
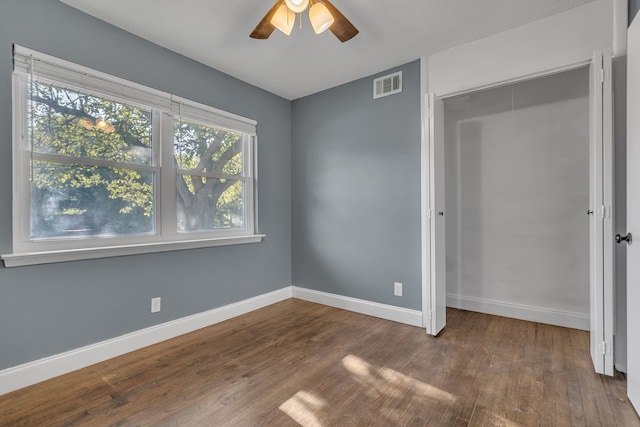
(3, 46, 262, 267)
(29, 82, 156, 240)
(174, 118, 248, 233)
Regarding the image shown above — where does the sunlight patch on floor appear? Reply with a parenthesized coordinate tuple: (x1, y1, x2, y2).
(279, 390, 326, 427)
(100, 374, 120, 392)
(342, 354, 456, 403)
(279, 355, 459, 426)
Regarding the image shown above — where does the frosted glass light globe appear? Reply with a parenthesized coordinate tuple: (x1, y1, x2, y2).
(271, 4, 295, 35)
(285, 0, 309, 13)
(309, 2, 334, 34)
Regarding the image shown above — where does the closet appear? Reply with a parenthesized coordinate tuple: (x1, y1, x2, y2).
(443, 68, 590, 324)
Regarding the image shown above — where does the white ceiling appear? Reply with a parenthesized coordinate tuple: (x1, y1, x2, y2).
(60, 0, 594, 100)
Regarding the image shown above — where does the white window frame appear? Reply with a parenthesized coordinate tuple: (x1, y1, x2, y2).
(1, 46, 263, 267)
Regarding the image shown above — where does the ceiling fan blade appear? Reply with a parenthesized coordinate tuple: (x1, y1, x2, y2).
(322, 0, 359, 42)
(250, 0, 284, 39)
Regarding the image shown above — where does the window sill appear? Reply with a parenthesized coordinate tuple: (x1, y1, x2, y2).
(1, 234, 265, 267)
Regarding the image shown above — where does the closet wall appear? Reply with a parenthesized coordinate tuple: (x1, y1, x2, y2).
(443, 68, 590, 328)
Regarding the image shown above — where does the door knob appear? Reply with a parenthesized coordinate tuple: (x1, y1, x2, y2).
(615, 233, 632, 245)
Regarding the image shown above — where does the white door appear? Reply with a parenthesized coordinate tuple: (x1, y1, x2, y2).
(589, 49, 615, 376)
(425, 93, 446, 336)
(626, 15, 640, 411)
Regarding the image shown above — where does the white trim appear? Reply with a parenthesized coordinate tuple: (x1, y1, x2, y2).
(446, 294, 590, 331)
(420, 57, 430, 330)
(438, 61, 591, 100)
(0, 286, 292, 396)
(1, 234, 265, 267)
(292, 286, 423, 327)
(613, 0, 628, 56)
(601, 47, 616, 376)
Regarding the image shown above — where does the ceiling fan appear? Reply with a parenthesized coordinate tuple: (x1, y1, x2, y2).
(250, 0, 359, 42)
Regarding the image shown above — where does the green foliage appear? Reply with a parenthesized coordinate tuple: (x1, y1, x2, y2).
(29, 82, 246, 239)
(174, 119, 244, 231)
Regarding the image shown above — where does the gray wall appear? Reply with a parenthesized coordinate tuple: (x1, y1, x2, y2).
(291, 61, 422, 310)
(0, 0, 291, 370)
(443, 68, 590, 318)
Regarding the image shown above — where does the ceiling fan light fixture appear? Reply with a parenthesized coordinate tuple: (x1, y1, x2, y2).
(309, 2, 334, 34)
(271, 3, 295, 35)
(250, 0, 358, 42)
(285, 0, 309, 14)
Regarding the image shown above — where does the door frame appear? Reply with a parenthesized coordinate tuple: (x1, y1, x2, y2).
(420, 56, 615, 376)
(421, 57, 588, 332)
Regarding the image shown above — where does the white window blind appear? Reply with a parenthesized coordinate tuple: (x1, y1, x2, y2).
(13, 45, 257, 135)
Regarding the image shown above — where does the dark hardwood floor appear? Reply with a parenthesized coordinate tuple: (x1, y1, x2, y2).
(1, 299, 638, 426)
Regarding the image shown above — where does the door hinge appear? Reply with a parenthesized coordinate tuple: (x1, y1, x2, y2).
(599, 205, 611, 219)
(599, 341, 611, 355)
(425, 94, 432, 118)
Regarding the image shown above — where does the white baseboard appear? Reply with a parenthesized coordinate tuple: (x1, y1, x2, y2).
(292, 286, 423, 327)
(447, 293, 590, 331)
(2, 286, 592, 396)
(0, 286, 292, 396)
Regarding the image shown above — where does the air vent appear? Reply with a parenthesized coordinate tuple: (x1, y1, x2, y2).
(373, 71, 402, 99)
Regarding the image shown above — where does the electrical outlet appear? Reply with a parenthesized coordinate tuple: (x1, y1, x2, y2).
(151, 297, 161, 313)
(394, 282, 403, 297)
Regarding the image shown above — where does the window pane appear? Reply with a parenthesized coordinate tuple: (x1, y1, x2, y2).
(31, 160, 154, 239)
(174, 119, 243, 176)
(29, 82, 153, 165)
(177, 175, 245, 232)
